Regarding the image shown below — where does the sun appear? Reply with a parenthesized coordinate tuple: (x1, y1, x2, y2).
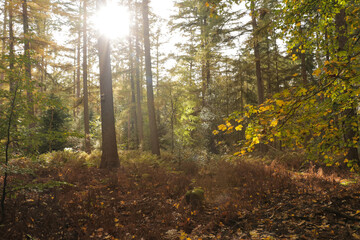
(93, 2, 130, 39)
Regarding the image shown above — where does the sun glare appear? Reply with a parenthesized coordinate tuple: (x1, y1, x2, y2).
(93, 2, 130, 39)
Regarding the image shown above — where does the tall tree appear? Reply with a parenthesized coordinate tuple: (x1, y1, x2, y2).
(8, 0, 15, 93)
(135, 15, 144, 150)
(335, 8, 359, 162)
(97, 0, 120, 168)
(126, 0, 138, 149)
(76, 1, 82, 116)
(250, 0, 264, 105)
(22, 0, 35, 121)
(142, 0, 160, 155)
(83, 0, 91, 153)
(0, 0, 7, 85)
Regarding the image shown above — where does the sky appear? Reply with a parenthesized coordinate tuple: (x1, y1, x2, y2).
(150, 0, 175, 20)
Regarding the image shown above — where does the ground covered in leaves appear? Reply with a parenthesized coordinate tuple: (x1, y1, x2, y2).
(1, 151, 360, 239)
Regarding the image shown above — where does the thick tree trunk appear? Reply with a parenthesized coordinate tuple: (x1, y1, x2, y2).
(251, 0, 266, 153)
(83, 0, 91, 153)
(200, 16, 210, 107)
(250, 0, 264, 105)
(335, 8, 359, 162)
(97, 0, 120, 169)
(142, 0, 160, 156)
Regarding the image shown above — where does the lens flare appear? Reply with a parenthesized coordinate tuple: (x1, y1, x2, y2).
(93, 2, 129, 39)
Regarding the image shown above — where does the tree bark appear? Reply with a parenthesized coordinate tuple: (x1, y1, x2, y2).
(8, 0, 15, 93)
(0, 0, 7, 85)
(127, 0, 138, 149)
(251, 0, 266, 153)
(155, 29, 161, 128)
(250, 0, 264, 105)
(335, 8, 359, 162)
(200, 16, 210, 107)
(299, 27, 307, 85)
(266, 36, 272, 95)
(97, 0, 120, 168)
(83, 0, 91, 153)
(76, 3, 82, 117)
(142, 0, 160, 156)
(135, 2, 144, 150)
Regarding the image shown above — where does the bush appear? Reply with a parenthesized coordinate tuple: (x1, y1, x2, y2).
(38, 95, 71, 154)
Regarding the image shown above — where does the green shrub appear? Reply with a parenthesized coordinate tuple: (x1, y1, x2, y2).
(38, 94, 70, 154)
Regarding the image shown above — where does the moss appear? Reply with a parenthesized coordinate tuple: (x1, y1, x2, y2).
(185, 187, 205, 209)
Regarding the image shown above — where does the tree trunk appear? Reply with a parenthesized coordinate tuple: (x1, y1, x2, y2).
(0, 0, 7, 85)
(200, 16, 210, 107)
(274, 37, 280, 93)
(266, 36, 272, 96)
(97, 0, 120, 169)
(76, 3, 81, 117)
(170, 85, 175, 153)
(155, 29, 161, 128)
(335, 8, 359, 162)
(135, 2, 144, 150)
(83, 0, 91, 154)
(142, 0, 160, 156)
(9, 0, 15, 93)
(73, 49, 76, 117)
(0, 78, 19, 224)
(128, 0, 138, 149)
(251, 0, 266, 153)
(299, 27, 307, 85)
(250, 0, 264, 105)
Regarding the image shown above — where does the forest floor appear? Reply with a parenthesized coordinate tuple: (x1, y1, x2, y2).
(1, 151, 360, 240)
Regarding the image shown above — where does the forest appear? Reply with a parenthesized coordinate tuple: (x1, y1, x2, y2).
(0, 0, 360, 239)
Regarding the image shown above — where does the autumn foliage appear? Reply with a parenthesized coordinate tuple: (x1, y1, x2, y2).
(1, 151, 360, 239)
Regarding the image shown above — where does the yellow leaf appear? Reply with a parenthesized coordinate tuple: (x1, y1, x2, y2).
(296, 22, 301, 27)
(114, 218, 119, 222)
(235, 125, 243, 131)
(270, 119, 278, 127)
(218, 124, 227, 131)
(213, 130, 219, 135)
(313, 68, 321, 76)
(276, 100, 285, 106)
(205, 2, 210, 7)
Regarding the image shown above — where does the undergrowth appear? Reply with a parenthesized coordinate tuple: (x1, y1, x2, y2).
(0, 150, 359, 239)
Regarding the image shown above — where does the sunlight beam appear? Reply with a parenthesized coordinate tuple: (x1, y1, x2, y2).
(93, 1, 130, 39)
